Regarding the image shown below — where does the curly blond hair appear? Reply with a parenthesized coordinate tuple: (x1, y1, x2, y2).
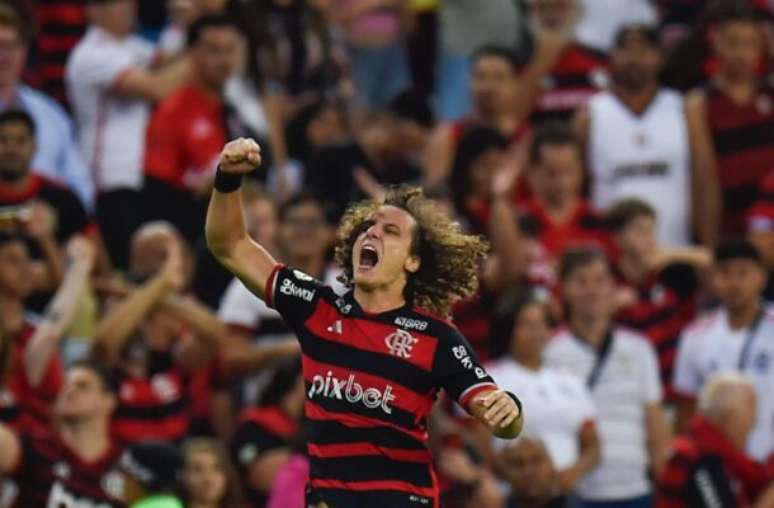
(335, 186, 490, 317)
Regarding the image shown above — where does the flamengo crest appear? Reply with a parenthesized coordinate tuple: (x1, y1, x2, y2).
(385, 329, 418, 359)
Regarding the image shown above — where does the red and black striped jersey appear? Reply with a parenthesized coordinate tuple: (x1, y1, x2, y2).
(705, 83, 774, 235)
(0, 386, 19, 428)
(528, 43, 609, 125)
(10, 428, 125, 507)
(7, 321, 63, 434)
(264, 265, 498, 508)
(615, 263, 699, 401)
(231, 405, 299, 507)
(111, 349, 190, 443)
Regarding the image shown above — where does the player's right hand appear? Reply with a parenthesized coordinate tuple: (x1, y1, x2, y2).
(219, 137, 262, 175)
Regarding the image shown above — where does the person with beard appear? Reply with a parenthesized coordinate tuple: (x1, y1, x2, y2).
(575, 24, 719, 248)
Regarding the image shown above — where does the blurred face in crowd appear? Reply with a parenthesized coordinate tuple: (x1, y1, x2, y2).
(55, 366, 116, 422)
(279, 200, 331, 262)
(183, 448, 228, 504)
(0, 23, 25, 88)
(562, 258, 615, 321)
(528, 143, 583, 207)
(713, 258, 766, 313)
(467, 146, 505, 201)
(245, 196, 279, 250)
(307, 105, 346, 151)
(511, 302, 552, 363)
(533, 0, 578, 32)
(352, 206, 420, 290)
(360, 114, 405, 163)
(617, 214, 658, 262)
(0, 120, 34, 182)
(193, 25, 240, 91)
(611, 31, 662, 93)
(87, 0, 137, 38)
(0, 240, 35, 300)
(713, 20, 762, 80)
(499, 438, 557, 504)
(470, 54, 515, 116)
(748, 229, 774, 269)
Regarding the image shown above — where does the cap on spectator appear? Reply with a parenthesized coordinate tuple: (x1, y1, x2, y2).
(613, 23, 660, 49)
(714, 239, 763, 265)
(747, 202, 774, 233)
(121, 441, 183, 493)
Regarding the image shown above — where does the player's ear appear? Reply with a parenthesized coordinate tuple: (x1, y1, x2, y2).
(405, 254, 420, 274)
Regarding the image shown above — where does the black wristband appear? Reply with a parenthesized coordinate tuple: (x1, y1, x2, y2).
(506, 391, 523, 414)
(214, 165, 244, 193)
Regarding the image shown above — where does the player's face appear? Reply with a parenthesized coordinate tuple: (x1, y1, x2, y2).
(470, 55, 515, 115)
(55, 367, 115, 421)
(499, 440, 556, 502)
(0, 26, 25, 87)
(617, 215, 658, 260)
(713, 259, 766, 311)
(529, 144, 582, 205)
(280, 201, 330, 260)
(562, 259, 615, 320)
(511, 303, 551, 360)
(0, 241, 35, 300)
(0, 121, 35, 181)
(611, 34, 662, 92)
(183, 450, 227, 504)
(713, 21, 762, 79)
(194, 26, 239, 89)
(352, 206, 420, 291)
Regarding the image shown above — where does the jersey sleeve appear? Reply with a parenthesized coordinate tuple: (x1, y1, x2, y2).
(432, 328, 497, 409)
(673, 330, 701, 398)
(640, 339, 663, 404)
(264, 265, 328, 331)
(70, 45, 137, 90)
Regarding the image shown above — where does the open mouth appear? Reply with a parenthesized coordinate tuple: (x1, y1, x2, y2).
(358, 245, 379, 272)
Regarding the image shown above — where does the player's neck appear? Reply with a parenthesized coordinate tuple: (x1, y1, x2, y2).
(354, 284, 406, 314)
(727, 301, 761, 330)
(570, 315, 610, 347)
(58, 418, 111, 462)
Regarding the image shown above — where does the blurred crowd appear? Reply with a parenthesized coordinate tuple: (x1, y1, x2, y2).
(1, 0, 774, 507)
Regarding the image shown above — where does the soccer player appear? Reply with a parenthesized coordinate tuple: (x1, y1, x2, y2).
(206, 138, 524, 508)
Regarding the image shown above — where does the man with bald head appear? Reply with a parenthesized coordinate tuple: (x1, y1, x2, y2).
(657, 374, 772, 507)
(499, 435, 567, 508)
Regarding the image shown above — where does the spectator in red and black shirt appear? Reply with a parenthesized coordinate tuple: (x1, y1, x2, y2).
(231, 358, 304, 507)
(686, 2, 774, 237)
(207, 139, 523, 508)
(515, 0, 609, 125)
(0, 233, 95, 434)
(0, 360, 126, 507)
(0, 109, 91, 245)
(608, 199, 706, 399)
(657, 374, 774, 508)
(747, 171, 774, 303)
(490, 122, 612, 290)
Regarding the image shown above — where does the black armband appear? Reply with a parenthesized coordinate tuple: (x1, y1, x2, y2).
(506, 391, 523, 414)
(214, 165, 244, 193)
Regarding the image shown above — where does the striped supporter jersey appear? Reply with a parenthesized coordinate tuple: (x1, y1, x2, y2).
(264, 265, 498, 508)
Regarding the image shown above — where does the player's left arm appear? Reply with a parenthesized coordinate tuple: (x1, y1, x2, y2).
(434, 329, 523, 440)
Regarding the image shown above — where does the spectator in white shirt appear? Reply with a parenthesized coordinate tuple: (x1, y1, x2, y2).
(544, 247, 671, 508)
(65, 0, 192, 269)
(673, 240, 774, 463)
(488, 291, 600, 495)
(0, 5, 92, 209)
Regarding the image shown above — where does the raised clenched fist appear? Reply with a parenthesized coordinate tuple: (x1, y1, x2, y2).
(219, 138, 262, 175)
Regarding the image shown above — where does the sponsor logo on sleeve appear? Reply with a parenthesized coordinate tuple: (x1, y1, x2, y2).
(280, 278, 315, 301)
(452, 346, 489, 380)
(335, 298, 352, 314)
(293, 270, 315, 281)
